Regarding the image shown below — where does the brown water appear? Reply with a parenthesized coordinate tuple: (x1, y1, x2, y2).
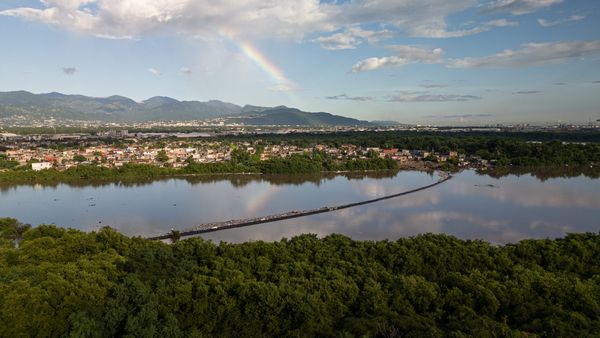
(1, 170, 598, 244)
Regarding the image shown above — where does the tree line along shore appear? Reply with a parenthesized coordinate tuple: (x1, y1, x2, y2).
(1, 132, 599, 183)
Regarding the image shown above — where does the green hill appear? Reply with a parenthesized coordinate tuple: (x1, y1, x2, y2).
(0, 91, 372, 126)
(226, 106, 372, 126)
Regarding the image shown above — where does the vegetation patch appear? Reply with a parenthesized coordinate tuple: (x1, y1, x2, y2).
(1, 218, 599, 337)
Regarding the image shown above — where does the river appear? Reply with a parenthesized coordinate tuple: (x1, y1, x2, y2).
(1, 170, 598, 244)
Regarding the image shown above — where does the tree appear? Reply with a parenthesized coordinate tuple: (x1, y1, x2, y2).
(156, 150, 169, 163)
(230, 148, 253, 165)
(184, 156, 195, 166)
(170, 230, 181, 243)
(0, 217, 31, 246)
(0, 154, 18, 169)
(367, 150, 379, 159)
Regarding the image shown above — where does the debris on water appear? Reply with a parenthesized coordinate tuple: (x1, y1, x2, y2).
(475, 184, 498, 188)
(89, 204, 96, 207)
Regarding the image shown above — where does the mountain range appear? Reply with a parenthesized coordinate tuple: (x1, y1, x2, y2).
(0, 91, 372, 126)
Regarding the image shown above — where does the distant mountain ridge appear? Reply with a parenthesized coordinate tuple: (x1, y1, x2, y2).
(227, 107, 371, 126)
(0, 91, 372, 126)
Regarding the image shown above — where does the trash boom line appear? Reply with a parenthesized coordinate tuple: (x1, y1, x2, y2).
(147, 173, 452, 240)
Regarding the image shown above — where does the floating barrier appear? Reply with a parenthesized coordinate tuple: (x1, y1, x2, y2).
(147, 173, 452, 240)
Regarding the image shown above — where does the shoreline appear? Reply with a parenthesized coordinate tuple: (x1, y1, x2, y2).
(0, 162, 598, 186)
(0, 166, 426, 186)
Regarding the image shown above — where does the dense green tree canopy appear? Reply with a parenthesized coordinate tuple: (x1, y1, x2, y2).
(1, 220, 599, 337)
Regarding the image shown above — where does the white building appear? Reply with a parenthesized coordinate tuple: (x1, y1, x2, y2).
(32, 162, 52, 171)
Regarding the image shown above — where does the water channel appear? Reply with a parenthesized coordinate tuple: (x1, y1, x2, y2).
(1, 170, 598, 244)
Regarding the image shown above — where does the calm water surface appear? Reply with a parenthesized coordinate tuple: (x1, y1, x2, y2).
(1, 170, 598, 244)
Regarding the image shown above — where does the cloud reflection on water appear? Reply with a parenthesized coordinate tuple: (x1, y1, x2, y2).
(1, 170, 598, 244)
(451, 173, 600, 209)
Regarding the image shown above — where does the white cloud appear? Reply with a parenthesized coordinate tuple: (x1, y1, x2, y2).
(95, 33, 137, 40)
(325, 94, 374, 101)
(513, 90, 542, 94)
(351, 56, 412, 73)
(447, 40, 600, 68)
(0, 0, 517, 45)
(537, 15, 584, 27)
(42, 0, 97, 10)
(353, 40, 600, 73)
(385, 45, 445, 60)
(146, 68, 161, 76)
(328, 0, 481, 38)
(409, 19, 518, 38)
(314, 27, 392, 50)
(486, 19, 520, 28)
(0, 0, 329, 40)
(0, 3, 99, 31)
(479, 0, 563, 16)
(387, 92, 481, 102)
(351, 45, 444, 72)
(454, 178, 600, 209)
(421, 84, 448, 88)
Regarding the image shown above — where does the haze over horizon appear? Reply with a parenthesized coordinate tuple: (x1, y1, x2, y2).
(1, 0, 599, 125)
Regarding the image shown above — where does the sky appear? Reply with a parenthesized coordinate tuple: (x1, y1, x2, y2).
(0, 0, 599, 125)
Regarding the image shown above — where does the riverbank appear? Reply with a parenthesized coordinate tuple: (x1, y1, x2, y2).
(2, 160, 598, 187)
(483, 164, 600, 180)
(0, 155, 402, 184)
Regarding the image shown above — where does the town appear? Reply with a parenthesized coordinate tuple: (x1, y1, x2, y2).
(0, 134, 471, 172)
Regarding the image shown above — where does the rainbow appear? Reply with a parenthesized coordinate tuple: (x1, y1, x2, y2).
(219, 30, 294, 89)
(245, 186, 281, 215)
